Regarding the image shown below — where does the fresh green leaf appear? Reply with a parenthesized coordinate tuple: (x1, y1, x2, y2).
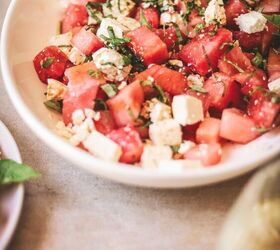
(87, 69, 101, 78)
(224, 58, 245, 73)
(101, 83, 118, 98)
(154, 84, 168, 104)
(173, 23, 183, 43)
(44, 100, 62, 113)
(271, 96, 280, 104)
(189, 84, 208, 93)
(86, 2, 102, 24)
(101, 26, 131, 49)
(84, 54, 93, 63)
(255, 127, 271, 133)
(263, 14, 280, 27)
(0, 160, 40, 184)
(139, 9, 152, 28)
(105, 0, 112, 8)
(41, 57, 54, 69)
(251, 51, 266, 69)
(94, 99, 108, 111)
(194, 23, 205, 34)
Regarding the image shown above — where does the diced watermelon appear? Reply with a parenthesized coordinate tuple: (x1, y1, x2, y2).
(220, 108, 259, 143)
(196, 117, 221, 143)
(267, 48, 280, 82)
(259, 0, 280, 13)
(71, 28, 104, 55)
(135, 7, 159, 29)
(61, 4, 88, 33)
(233, 31, 262, 51)
(260, 22, 279, 55)
(94, 110, 116, 135)
(225, 0, 248, 27)
(127, 26, 169, 66)
(108, 126, 144, 164)
(107, 81, 144, 128)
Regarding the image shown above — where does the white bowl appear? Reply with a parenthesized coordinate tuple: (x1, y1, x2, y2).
(0, 121, 24, 250)
(1, 0, 280, 188)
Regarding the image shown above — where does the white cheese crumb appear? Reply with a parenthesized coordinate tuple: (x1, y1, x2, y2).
(118, 81, 128, 90)
(46, 79, 67, 101)
(178, 140, 196, 154)
(187, 74, 205, 87)
(205, 0, 226, 25)
(150, 102, 172, 123)
(141, 145, 173, 169)
(83, 130, 122, 162)
(102, 0, 135, 18)
(149, 119, 182, 146)
(92, 48, 131, 81)
(168, 59, 184, 68)
(268, 78, 280, 94)
(172, 95, 204, 126)
(160, 12, 181, 26)
(68, 47, 86, 65)
(235, 11, 267, 34)
(97, 18, 124, 40)
(116, 16, 141, 32)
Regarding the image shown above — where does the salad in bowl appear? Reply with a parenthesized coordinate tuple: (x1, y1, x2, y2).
(32, 0, 280, 171)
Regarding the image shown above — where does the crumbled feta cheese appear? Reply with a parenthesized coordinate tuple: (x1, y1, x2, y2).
(116, 16, 141, 32)
(92, 48, 131, 81)
(158, 159, 202, 172)
(72, 110, 86, 126)
(187, 74, 204, 87)
(172, 95, 204, 126)
(103, 0, 135, 18)
(205, 0, 226, 25)
(150, 102, 172, 123)
(97, 18, 124, 40)
(46, 79, 67, 101)
(160, 12, 181, 26)
(50, 32, 72, 47)
(168, 59, 184, 68)
(56, 121, 74, 139)
(268, 78, 280, 94)
(235, 11, 267, 34)
(68, 47, 86, 65)
(141, 145, 173, 169)
(149, 119, 182, 146)
(83, 130, 122, 162)
(178, 140, 196, 154)
(140, 98, 159, 119)
(118, 81, 128, 90)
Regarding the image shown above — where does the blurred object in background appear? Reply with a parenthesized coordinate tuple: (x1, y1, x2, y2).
(217, 157, 280, 250)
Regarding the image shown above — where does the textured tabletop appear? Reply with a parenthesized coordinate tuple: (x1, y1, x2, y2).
(0, 1, 252, 249)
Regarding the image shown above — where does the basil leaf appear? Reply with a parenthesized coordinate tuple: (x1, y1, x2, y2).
(87, 69, 101, 78)
(86, 2, 102, 24)
(174, 23, 183, 43)
(271, 96, 280, 104)
(263, 14, 280, 27)
(255, 127, 271, 133)
(0, 160, 40, 184)
(101, 83, 118, 98)
(154, 84, 168, 104)
(94, 99, 108, 111)
(41, 57, 54, 69)
(44, 100, 63, 113)
(189, 84, 208, 93)
(139, 9, 152, 29)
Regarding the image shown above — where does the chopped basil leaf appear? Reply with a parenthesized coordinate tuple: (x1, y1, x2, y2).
(86, 2, 102, 24)
(0, 160, 40, 184)
(174, 23, 183, 43)
(94, 99, 108, 111)
(171, 145, 180, 153)
(251, 50, 266, 69)
(219, 42, 234, 50)
(44, 100, 63, 113)
(271, 96, 280, 104)
(84, 54, 93, 63)
(87, 69, 101, 78)
(263, 14, 280, 27)
(255, 127, 271, 133)
(139, 9, 152, 29)
(154, 84, 168, 104)
(224, 58, 245, 73)
(41, 57, 54, 69)
(194, 23, 205, 34)
(101, 83, 118, 98)
(105, 0, 112, 8)
(189, 84, 208, 93)
(101, 26, 131, 50)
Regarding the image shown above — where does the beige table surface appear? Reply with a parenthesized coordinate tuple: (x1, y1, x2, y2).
(0, 1, 254, 249)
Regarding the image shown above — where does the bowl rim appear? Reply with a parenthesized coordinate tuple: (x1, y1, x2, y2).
(0, 120, 24, 250)
(1, 0, 280, 188)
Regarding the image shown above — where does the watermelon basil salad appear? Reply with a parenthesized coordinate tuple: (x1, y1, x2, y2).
(33, 0, 280, 170)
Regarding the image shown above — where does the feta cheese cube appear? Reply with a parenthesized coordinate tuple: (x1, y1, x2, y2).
(150, 102, 172, 123)
(187, 74, 204, 87)
(268, 78, 280, 94)
(49, 32, 72, 47)
(172, 95, 204, 126)
(102, 0, 135, 18)
(205, 0, 226, 25)
(116, 16, 141, 32)
(235, 11, 267, 34)
(97, 18, 124, 40)
(68, 47, 86, 65)
(141, 145, 173, 169)
(158, 159, 202, 172)
(46, 79, 67, 101)
(92, 48, 131, 81)
(83, 131, 122, 162)
(149, 119, 182, 146)
(160, 12, 181, 26)
(178, 140, 196, 154)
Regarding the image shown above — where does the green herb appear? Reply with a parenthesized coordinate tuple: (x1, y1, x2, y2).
(198, 7, 205, 16)
(86, 2, 102, 24)
(219, 42, 234, 50)
(154, 84, 168, 104)
(271, 96, 280, 104)
(171, 145, 180, 153)
(44, 100, 62, 113)
(251, 51, 266, 69)
(122, 55, 131, 66)
(263, 14, 280, 27)
(141, 79, 153, 87)
(139, 9, 152, 29)
(117, 0, 121, 12)
(189, 84, 208, 93)
(174, 23, 183, 43)
(255, 127, 271, 133)
(84, 54, 93, 63)
(100, 26, 131, 50)
(224, 58, 245, 73)
(194, 23, 205, 34)
(101, 83, 118, 98)
(105, 0, 112, 9)
(94, 99, 108, 111)
(41, 57, 54, 69)
(58, 45, 72, 48)
(87, 69, 101, 78)
(0, 160, 40, 184)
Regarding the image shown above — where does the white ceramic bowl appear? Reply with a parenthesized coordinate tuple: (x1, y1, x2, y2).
(0, 121, 24, 250)
(1, 0, 280, 188)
